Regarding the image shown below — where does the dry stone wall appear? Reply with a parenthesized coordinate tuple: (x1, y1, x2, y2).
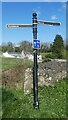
(24, 60, 66, 95)
(2, 60, 67, 94)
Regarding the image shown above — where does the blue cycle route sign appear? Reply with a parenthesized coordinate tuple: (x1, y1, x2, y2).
(33, 39, 40, 49)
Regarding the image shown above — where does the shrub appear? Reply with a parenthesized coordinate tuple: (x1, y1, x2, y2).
(45, 53, 54, 59)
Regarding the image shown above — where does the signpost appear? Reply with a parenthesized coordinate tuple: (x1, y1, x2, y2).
(33, 40, 40, 49)
(7, 12, 60, 109)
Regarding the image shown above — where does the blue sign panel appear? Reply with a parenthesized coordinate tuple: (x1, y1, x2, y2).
(33, 39, 40, 49)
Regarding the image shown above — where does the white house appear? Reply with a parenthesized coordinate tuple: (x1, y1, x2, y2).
(3, 51, 21, 58)
(3, 51, 15, 58)
(37, 55, 42, 62)
(25, 52, 42, 62)
(21, 51, 26, 59)
(28, 54, 34, 61)
(2, 51, 42, 62)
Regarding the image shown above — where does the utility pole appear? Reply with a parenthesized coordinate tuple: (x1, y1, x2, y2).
(7, 12, 60, 109)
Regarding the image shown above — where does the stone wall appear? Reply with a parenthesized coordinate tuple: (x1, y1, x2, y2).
(2, 66, 24, 89)
(24, 60, 66, 95)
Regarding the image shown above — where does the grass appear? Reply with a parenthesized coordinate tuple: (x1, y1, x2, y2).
(41, 52, 52, 59)
(41, 50, 68, 60)
(1, 57, 67, 118)
(0, 50, 67, 71)
(2, 78, 67, 118)
(66, 50, 68, 59)
(62, 49, 66, 59)
(1, 57, 33, 71)
(0, 57, 2, 70)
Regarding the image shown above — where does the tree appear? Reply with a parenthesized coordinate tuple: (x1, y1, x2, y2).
(2, 43, 8, 53)
(52, 35, 64, 58)
(7, 42, 14, 52)
(15, 47, 20, 53)
(40, 43, 51, 53)
(40, 43, 46, 52)
(20, 41, 32, 52)
(66, 44, 68, 50)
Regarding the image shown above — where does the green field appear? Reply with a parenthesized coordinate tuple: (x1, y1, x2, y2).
(2, 79, 67, 118)
(1, 57, 33, 71)
(1, 57, 67, 118)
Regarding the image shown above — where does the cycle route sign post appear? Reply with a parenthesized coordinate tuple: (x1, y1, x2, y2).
(7, 13, 60, 109)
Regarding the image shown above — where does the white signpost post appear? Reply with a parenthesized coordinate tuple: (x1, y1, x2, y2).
(7, 12, 60, 109)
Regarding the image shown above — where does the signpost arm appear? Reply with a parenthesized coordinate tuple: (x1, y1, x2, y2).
(32, 13, 39, 108)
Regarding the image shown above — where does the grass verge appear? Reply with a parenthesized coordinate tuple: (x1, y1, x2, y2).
(2, 78, 67, 118)
(2, 57, 33, 71)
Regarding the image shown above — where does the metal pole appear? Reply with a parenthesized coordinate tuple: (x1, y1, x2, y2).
(32, 13, 39, 108)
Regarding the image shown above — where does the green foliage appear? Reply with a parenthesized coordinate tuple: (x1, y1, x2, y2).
(52, 35, 64, 59)
(41, 52, 54, 62)
(0, 57, 2, 69)
(62, 49, 66, 59)
(45, 52, 54, 59)
(14, 47, 20, 53)
(2, 41, 33, 53)
(7, 42, 14, 52)
(66, 50, 68, 59)
(2, 42, 14, 53)
(2, 79, 66, 118)
(40, 43, 51, 53)
(66, 45, 68, 50)
(20, 41, 32, 52)
(41, 52, 52, 59)
(2, 46, 8, 53)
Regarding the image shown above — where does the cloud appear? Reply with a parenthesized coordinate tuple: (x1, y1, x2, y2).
(51, 15, 57, 20)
